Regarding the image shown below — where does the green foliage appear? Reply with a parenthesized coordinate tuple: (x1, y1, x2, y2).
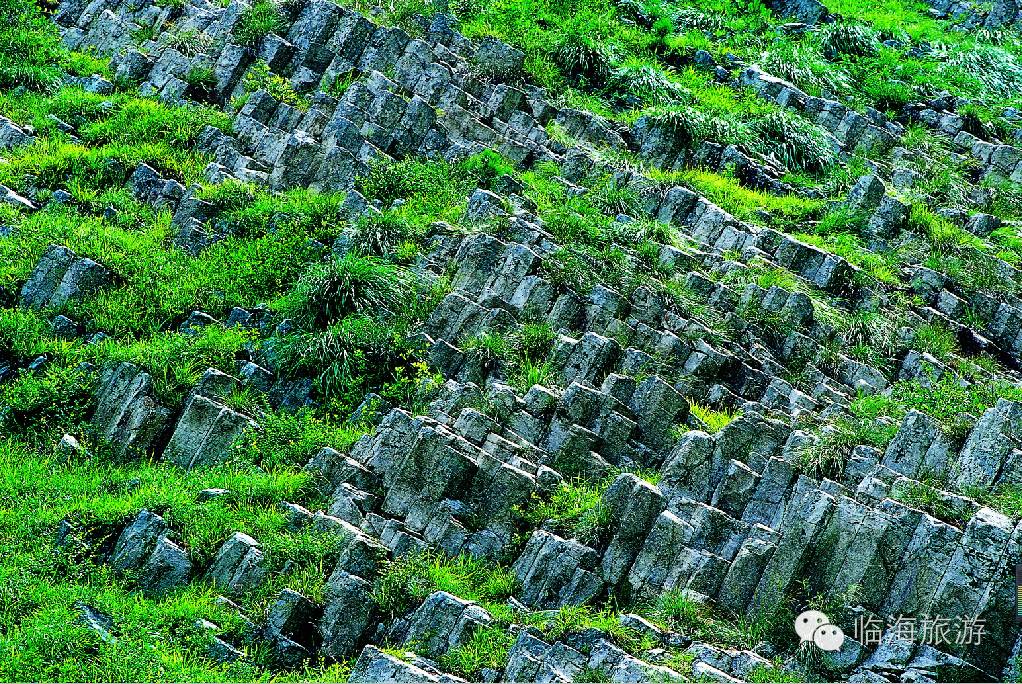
(891, 477, 967, 526)
(796, 230, 900, 285)
(909, 204, 984, 253)
(678, 169, 824, 231)
(371, 551, 517, 619)
(752, 110, 835, 174)
(240, 61, 307, 109)
(235, 409, 364, 471)
(278, 255, 409, 329)
(688, 401, 741, 434)
(274, 315, 404, 404)
(912, 322, 958, 362)
(439, 625, 517, 679)
(819, 23, 881, 59)
(0, 437, 344, 681)
(233, 0, 285, 46)
(554, 31, 614, 85)
(0, 0, 66, 91)
(522, 478, 613, 547)
(796, 397, 899, 479)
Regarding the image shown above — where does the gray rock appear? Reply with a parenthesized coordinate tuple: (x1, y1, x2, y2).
(20, 244, 111, 310)
(110, 509, 168, 573)
(349, 644, 463, 682)
(881, 410, 951, 479)
(164, 394, 258, 469)
(205, 532, 268, 595)
(75, 602, 116, 643)
(588, 638, 685, 682)
(319, 571, 375, 659)
(138, 536, 192, 596)
(845, 175, 886, 216)
(952, 399, 1022, 488)
(91, 363, 172, 458)
(600, 474, 665, 587)
(0, 116, 35, 150)
(266, 588, 318, 648)
(512, 530, 604, 609)
(474, 37, 524, 81)
(402, 591, 493, 657)
(503, 632, 587, 682)
(465, 189, 509, 223)
(1, 184, 37, 211)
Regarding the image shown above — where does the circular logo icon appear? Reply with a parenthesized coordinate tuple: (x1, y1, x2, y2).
(794, 610, 830, 643)
(813, 623, 845, 652)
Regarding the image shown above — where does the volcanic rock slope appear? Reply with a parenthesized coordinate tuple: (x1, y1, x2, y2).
(4, 0, 1022, 680)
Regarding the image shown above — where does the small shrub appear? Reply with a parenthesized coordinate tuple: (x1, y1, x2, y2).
(461, 149, 515, 188)
(752, 110, 835, 174)
(605, 61, 685, 106)
(274, 316, 403, 405)
(233, 0, 285, 46)
(278, 255, 408, 329)
(241, 61, 306, 109)
(440, 626, 516, 678)
(688, 400, 741, 434)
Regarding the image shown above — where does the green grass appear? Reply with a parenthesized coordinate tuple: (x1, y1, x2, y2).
(4, 0, 1022, 677)
(687, 400, 741, 434)
(0, 435, 360, 681)
(371, 551, 518, 620)
(520, 478, 613, 547)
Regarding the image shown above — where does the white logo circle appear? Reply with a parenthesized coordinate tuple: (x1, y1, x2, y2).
(794, 610, 830, 643)
(813, 623, 845, 652)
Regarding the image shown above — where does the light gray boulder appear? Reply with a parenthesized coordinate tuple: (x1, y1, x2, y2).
(319, 571, 375, 659)
(511, 530, 604, 609)
(951, 399, 1022, 489)
(164, 394, 258, 469)
(401, 591, 493, 657)
(20, 244, 111, 310)
(92, 362, 172, 458)
(205, 532, 268, 595)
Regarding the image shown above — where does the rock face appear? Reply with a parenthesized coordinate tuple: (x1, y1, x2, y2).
(349, 645, 467, 683)
(20, 245, 112, 310)
(37, 0, 1022, 679)
(400, 591, 493, 657)
(205, 532, 268, 595)
(0, 116, 35, 150)
(110, 510, 191, 596)
(92, 362, 172, 458)
(164, 393, 258, 469)
(512, 531, 604, 609)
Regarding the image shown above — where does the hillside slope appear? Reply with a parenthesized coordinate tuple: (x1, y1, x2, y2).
(3, 0, 1022, 680)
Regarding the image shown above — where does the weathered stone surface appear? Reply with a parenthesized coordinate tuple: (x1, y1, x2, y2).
(164, 394, 258, 469)
(110, 510, 190, 595)
(600, 474, 665, 586)
(512, 530, 604, 608)
(401, 591, 493, 657)
(349, 644, 464, 682)
(881, 410, 951, 479)
(0, 116, 35, 150)
(205, 532, 268, 595)
(92, 362, 172, 458)
(952, 399, 1022, 488)
(319, 572, 375, 659)
(20, 245, 111, 310)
